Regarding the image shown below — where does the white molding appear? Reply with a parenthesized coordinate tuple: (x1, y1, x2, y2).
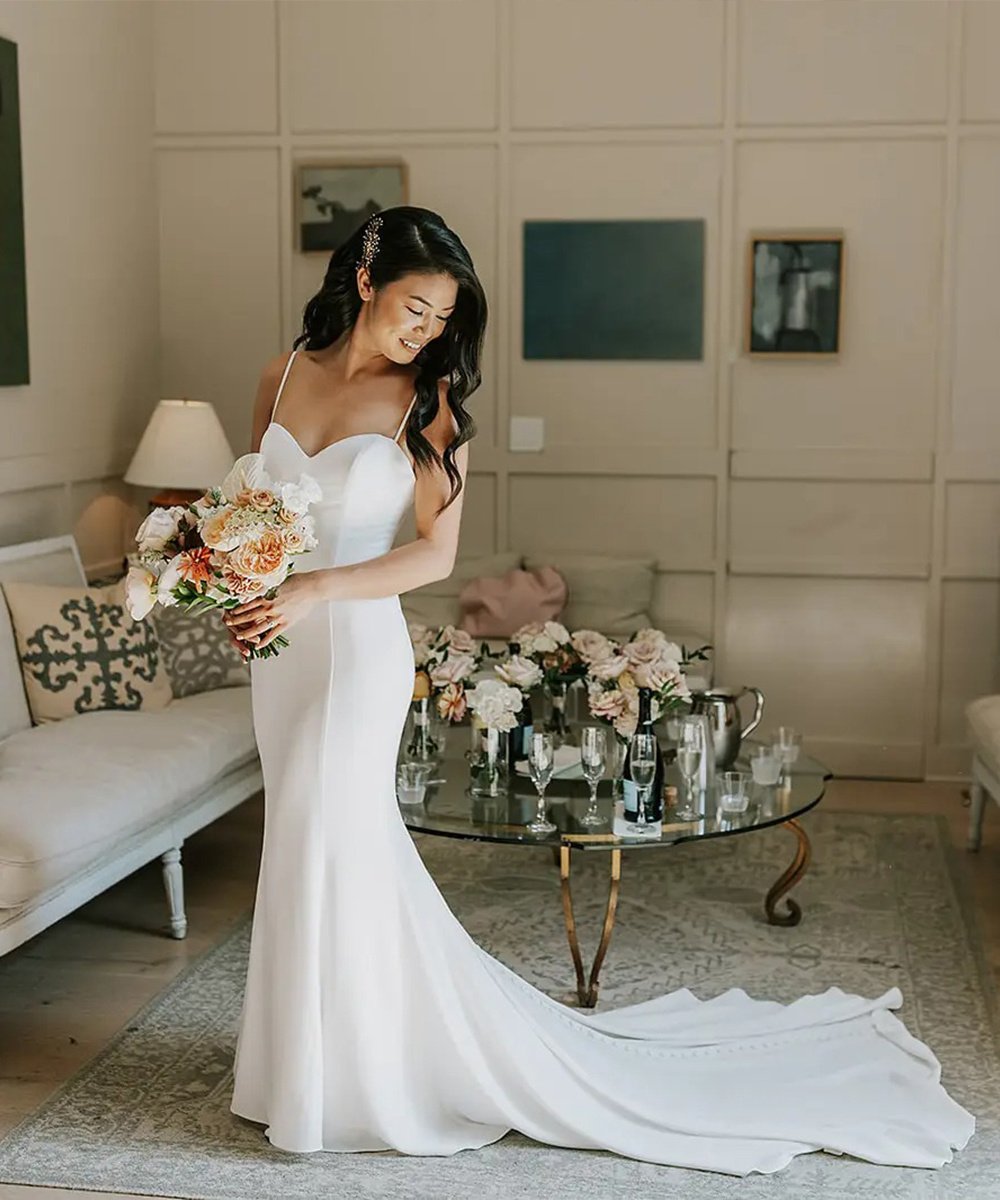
(0, 444, 135, 496)
(727, 557, 931, 580)
(807, 738, 925, 781)
(730, 449, 935, 482)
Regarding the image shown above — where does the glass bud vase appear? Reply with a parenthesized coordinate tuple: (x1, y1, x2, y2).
(543, 679, 573, 747)
(404, 696, 439, 764)
(469, 723, 509, 797)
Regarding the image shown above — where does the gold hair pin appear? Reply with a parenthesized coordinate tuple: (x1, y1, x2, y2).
(357, 214, 383, 271)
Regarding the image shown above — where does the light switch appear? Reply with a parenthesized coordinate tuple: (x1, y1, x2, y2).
(510, 416, 545, 452)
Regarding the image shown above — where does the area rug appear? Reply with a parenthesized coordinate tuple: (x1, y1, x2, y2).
(0, 811, 997, 1199)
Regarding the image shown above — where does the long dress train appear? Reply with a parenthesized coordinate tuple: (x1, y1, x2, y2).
(229, 350, 974, 1175)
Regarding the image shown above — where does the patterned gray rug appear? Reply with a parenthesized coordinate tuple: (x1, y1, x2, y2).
(0, 811, 997, 1199)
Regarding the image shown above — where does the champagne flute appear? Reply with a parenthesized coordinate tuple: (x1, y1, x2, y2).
(674, 715, 704, 821)
(579, 725, 607, 826)
(526, 731, 557, 834)
(629, 732, 657, 829)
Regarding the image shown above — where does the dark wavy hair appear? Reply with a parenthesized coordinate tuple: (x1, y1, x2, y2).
(292, 206, 486, 510)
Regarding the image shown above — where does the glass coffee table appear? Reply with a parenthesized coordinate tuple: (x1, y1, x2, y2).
(400, 738, 832, 1007)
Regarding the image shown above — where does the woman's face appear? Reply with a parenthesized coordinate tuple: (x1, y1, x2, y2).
(362, 271, 459, 364)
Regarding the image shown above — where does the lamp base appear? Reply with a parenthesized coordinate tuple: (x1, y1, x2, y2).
(148, 488, 202, 509)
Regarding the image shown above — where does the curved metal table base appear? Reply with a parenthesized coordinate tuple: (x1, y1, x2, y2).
(764, 817, 812, 927)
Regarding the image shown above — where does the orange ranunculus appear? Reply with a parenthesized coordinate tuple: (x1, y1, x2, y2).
(176, 546, 214, 586)
(229, 531, 285, 579)
(412, 669, 431, 701)
(437, 683, 467, 723)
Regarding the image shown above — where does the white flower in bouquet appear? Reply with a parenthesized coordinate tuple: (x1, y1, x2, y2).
(437, 624, 477, 655)
(124, 563, 163, 621)
(588, 652, 630, 682)
(570, 628, 614, 664)
(623, 629, 683, 672)
(466, 678, 523, 732)
(408, 623, 436, 668)
(135, 505, 187, 554)
(279, 477, 322, 515)
(494, 654, 542, 692)
(429, 652, 478, 688)
(587, 684, 628, 726)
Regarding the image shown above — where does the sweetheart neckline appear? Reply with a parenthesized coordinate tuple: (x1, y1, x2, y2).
(263, 422, 415, 480)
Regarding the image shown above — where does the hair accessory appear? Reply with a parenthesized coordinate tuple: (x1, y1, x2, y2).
(357, 214, 383, 272)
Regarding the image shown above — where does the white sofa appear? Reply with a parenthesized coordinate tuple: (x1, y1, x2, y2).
(0, 535, 262, 956)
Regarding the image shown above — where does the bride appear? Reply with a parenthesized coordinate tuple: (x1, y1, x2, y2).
(221, 205, 973, 1174)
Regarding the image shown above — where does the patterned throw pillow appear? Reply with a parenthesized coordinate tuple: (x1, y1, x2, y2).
(152, 604, 250, 699)
(1, 580, 173, 724)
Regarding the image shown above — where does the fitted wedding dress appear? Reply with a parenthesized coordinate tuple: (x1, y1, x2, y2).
(229, 350, 974, 1174)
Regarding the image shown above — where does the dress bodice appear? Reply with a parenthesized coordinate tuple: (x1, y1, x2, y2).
(260, 423, 414, 571)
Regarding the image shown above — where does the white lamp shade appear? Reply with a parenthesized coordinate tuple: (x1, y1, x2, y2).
(125, 399, 236, 490)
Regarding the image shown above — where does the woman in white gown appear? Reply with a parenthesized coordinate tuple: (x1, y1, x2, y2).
(223, 206, 974, 1174)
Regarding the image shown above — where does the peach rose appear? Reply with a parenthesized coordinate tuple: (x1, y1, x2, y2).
(281, 526, 307, 554)
(201, 507, 240, 552)
(221, 563, 265, 598)
(277, 506, 299, 525)
(249, 488, 277, 512)
(588, 687, 627, 723)
(229, 531, 285, 579)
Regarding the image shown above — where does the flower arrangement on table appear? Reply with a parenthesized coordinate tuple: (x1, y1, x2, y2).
(125, 453, 320, 659)
(506, 620, 588, 742)
(464, 678, 524, 795)
(578, 627, 692, 740)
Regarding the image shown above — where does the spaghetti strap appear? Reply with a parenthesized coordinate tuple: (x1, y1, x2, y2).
(270, 349, 297, 425)
(393, 391, 417, 443)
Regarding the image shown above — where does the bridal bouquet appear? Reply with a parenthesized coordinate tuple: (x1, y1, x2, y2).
(581, 627, 691, 739)
(409, 624, 487, 723)
(125, 452, 321, 660)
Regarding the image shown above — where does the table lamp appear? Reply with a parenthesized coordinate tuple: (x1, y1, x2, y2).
(124, 398, 235, 507)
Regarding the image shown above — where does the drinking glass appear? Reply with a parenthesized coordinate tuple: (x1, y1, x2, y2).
(674, 715, 705, 821)
(719, 769, 749, 813)
(629, 732, 657, 829)
(526, 731, 557, 834)
(579, 725, 608, 826)
(396, 760, 433, 806)
(749, 745, 781, 786)
(773, 726, 802, 787)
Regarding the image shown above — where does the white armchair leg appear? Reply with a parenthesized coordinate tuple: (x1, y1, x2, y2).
(968, 782, 986, 852)
(161, 847, 188, 938)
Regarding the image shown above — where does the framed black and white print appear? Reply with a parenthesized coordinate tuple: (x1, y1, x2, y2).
(1, 36, 29, 385)
(744, 232, 845, 357)
(296, 160, 408, 255)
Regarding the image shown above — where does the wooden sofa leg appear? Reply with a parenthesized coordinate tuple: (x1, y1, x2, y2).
(968, 782, 986, 852)
(161, 847, 188, 939)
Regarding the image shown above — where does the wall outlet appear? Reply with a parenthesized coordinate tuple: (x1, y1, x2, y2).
(510, 415, 545, 452)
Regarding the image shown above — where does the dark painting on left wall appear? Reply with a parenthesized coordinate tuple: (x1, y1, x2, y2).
(0, 36, 29, 386)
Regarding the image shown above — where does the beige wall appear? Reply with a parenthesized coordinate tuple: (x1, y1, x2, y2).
(0, 0, 157, 576)
(150, 0, 999, 780)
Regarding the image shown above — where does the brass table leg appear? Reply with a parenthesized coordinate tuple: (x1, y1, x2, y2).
(559, 845, 622, 1007)
(765, 817, 811, 926)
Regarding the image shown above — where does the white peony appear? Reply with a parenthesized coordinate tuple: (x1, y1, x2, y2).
(279, 473, 322, 514)
(494, 655, 542, 692)
(135, 505, 185, 553)
(429, 652, 478, 687)
(542, 620, 570, 645)
(124, 564, 159, 620)
(467, 678, 523, 732)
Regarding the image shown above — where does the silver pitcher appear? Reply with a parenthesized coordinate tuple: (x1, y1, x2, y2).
(688, 687, 765, 771)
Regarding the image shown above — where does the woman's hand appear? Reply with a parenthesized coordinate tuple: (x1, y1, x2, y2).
(224, 572, 320, 654)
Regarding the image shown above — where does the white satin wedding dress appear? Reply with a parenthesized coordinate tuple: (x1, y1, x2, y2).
(229, 349, 974, 1174)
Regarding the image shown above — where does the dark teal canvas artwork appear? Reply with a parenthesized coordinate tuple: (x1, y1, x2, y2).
(0, 36, 29, 386)
(523, 219, 704, 361)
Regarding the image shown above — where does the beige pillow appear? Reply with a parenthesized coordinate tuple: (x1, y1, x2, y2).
(1, 580, 173, 724)
(401, 553, 522, 629)
(522, 552, 655, 636)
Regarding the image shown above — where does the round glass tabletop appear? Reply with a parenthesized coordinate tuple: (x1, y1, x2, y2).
(400, 737, 831, 852)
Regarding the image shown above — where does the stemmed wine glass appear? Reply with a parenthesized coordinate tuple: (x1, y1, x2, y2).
(773, 725, 802, 788)
(674, 715, 705, 821)
(526, 731, 557, 834)
(579, 725, 607, 826)
(629, 732, 657, 830)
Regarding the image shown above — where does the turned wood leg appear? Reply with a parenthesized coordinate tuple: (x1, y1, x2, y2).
(161, 847, 188, 939)
(764, 818, 811, 927)
(968, 781, 986, 852)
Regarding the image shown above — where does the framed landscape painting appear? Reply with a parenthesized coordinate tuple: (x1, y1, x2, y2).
(0, 36, 29, 385)
(744, 231, 845, 357)
(295, 160, 408, 255)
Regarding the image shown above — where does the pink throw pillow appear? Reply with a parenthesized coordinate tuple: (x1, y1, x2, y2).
(458, 566, 567, 638)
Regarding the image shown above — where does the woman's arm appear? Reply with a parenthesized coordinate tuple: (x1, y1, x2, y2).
(225, 380, 468, 651)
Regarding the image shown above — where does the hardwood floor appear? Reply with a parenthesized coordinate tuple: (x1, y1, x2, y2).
(0, 777, 996, 1200)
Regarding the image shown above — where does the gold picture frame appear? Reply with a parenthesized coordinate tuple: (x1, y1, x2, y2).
(294, 159, 408, 256)
(744, 230, 846, 358)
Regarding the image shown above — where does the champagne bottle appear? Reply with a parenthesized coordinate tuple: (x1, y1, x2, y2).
(621, 687, 665, 824)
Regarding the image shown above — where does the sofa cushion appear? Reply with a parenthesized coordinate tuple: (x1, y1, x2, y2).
(523, 552, 655, 637)
(1, 580, 173, 723)
(401, 553, 522, 629)
(152, 603, 250, 698)
(968, 695, 1000, 780)
(458, 565, 567, 639)
(0, 687, 256, 909)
